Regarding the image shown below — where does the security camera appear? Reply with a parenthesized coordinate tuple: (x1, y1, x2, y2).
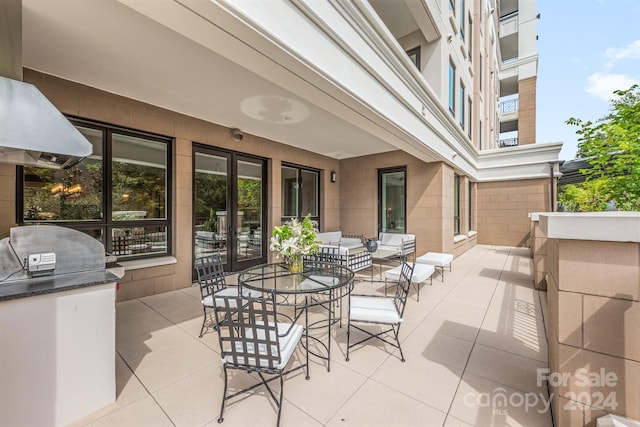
(230, 128, 243, 142)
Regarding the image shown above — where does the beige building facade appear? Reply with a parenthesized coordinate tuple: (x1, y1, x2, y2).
(2, 0, 561, 301)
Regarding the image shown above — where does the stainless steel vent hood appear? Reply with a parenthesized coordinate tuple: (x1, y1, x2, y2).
(0, 0, 92, 169)
(0, 76, 93, 169)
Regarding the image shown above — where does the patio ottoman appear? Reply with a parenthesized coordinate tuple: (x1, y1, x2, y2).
(416, 252, 453, 281)
(384, 262, 435, 301)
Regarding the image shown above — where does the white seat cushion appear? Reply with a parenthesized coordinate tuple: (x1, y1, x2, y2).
(350, 296, 402, 324)
(384, 263, 435, 283)
(222, 322, 303, 370)
(202, 287, 254, 308)
(340, 237, 364, 250)
(416, 252, 453, 267)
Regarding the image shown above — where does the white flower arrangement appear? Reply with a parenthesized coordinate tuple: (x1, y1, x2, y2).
(269, 215, 320, 259)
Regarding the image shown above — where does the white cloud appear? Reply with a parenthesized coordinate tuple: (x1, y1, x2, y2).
(585, 72, 637, 101)
(605, 40, 640, 68)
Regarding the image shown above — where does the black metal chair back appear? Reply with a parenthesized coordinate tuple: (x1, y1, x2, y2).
(194, 253, 228, 337)
(214, 292, 282, 372)
(195, 253, 227, 299)
(393, 262, 414, 318)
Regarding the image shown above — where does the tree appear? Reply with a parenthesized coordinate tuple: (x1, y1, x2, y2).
(565, 84, 640, 211)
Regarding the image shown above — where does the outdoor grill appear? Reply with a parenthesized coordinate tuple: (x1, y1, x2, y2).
(0, 225, 120, 426)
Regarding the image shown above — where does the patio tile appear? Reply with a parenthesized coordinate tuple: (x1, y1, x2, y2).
(83, 395, 173, 426)
(72, 245, 552, 426)
(325, 379, 447, 426)
(140, 289, 199, 311)
(402, 326, 475, 370)
(126, 336, 217, 393)
(443, 414, 477, 426)
(449, 372, 552, 427)
(285, 357, 368, 424)
(115, 298, 154, 320)
(116, 310, 199, 361)
(465, 344, 548, 394)
(372, 351, 465, 412)
(151, 364, 222, 426)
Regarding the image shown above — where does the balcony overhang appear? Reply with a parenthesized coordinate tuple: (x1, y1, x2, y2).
(23, 0, 557, 184)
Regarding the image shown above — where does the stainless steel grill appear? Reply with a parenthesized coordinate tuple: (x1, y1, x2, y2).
(0, 225, 117, 298)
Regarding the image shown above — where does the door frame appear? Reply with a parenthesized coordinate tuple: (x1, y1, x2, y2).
(192, 144, 268, 274)
(377, 166, 407, 234)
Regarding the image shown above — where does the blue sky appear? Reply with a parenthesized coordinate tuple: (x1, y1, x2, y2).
(536, 0, 640, 160)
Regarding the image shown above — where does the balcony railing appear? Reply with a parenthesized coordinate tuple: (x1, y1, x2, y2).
(500, 98, 519, 114)
(499, 138, 519, 148)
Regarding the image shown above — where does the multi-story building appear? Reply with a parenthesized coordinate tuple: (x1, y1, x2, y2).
(0, 0, 561, 299)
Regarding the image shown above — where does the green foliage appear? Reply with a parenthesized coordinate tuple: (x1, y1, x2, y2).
(557, 179, 611, 212)
(565, 84, 640, 211)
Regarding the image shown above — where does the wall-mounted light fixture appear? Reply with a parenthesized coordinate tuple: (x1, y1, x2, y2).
(330, 171, 336, 183)
(230, 128, 244, 142)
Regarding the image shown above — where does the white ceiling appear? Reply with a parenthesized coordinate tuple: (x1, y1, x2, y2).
(22, 0, 400, 160)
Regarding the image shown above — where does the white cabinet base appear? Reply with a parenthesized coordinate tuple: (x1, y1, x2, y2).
(0, 283, 116, 426)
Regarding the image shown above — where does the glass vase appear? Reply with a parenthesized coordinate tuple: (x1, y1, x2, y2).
(287, 255, 304, 274)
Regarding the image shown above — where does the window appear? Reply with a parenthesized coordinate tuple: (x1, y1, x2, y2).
(281, 164, 319, 225)
(459, 81, 465, 129)
(468, 96, 473, 138)
(379, 167, 407, 234)
(468, 181, 473, 231)
(406, 46, 421, 70)
(479, 120, 483, 149)
(468, 14, 473, 58)
(448, 59, 456, 116)
(454, 174, 461, 235)
(479, 52, 483, 92)
(460, 0, 465, 40)
(20, 119, 172, 259)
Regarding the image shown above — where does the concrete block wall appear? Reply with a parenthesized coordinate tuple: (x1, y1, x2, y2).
(518, 76, 537, 146)
(530, 214, 547, 290)
(541, 213, 640, 426)
(477, 178, 549, 247)
(339, 153, 465, 257)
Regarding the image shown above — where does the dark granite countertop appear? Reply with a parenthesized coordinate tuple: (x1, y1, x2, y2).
(0, 270, 119, 302)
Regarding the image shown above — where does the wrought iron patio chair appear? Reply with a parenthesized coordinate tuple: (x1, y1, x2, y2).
(346, 261, 414, 362)
(195, 253, 252, 338)
(212, 291, 308, 426)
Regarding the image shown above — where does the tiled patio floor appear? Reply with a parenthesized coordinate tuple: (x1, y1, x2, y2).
(72, 245, 552, 427)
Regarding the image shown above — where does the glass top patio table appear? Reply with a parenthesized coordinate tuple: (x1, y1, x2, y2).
(238, 261, 354, 297)
(238, 261, 354, 372)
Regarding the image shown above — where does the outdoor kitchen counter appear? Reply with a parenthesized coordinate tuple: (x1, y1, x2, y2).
(0, 226, 121, 427)
(0, 269, 119, 301)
